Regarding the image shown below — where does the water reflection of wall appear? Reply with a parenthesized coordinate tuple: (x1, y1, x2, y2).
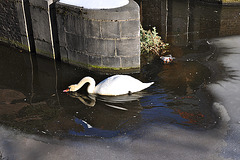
(219, 6, 240, 36)
(0, 44, 144, 138)
(136, 0, 240, 46)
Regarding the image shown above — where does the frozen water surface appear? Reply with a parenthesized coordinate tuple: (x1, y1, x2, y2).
(209, 36, 240, 160)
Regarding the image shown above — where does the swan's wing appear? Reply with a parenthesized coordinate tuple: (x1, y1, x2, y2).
(94, 75, 153, 96)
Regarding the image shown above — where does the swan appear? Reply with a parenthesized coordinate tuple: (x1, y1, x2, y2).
(63, 75, 154, 96)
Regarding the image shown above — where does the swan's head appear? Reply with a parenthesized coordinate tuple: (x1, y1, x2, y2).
(63, 84, 78, 92)
(63, 76, 96, 93)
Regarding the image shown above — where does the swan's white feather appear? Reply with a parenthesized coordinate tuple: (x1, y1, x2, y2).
(65, 75, 154, 96)
(94, 75, 153, 96)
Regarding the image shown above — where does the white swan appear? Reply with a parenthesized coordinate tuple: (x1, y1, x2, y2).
(63, 75, 154, 96)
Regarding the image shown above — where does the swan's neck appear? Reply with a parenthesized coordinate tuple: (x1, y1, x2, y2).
(76, 77, 96, 93)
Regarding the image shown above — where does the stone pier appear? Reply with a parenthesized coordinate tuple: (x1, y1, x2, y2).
(56, 0, 140, 72)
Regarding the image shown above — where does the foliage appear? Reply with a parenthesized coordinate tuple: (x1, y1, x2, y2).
(140, 25, 169, 56)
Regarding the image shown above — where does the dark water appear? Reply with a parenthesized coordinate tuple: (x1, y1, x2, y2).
(1, 0, 239, 138)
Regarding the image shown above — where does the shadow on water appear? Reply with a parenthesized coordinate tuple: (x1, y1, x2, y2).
(1, 0, 240, 138)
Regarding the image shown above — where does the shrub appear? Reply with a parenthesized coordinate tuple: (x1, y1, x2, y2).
(140, 25, 169, 56)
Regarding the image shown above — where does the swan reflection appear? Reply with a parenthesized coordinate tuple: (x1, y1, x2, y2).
(63, 91, 146, 136)
(68, 91, 146, 110)
(68, 92, 96, 107)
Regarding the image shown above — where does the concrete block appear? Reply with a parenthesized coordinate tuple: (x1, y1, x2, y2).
(35, 39, 54, 58)
(84, 19, 100, 38)
(121, 20, 140, 38)
(89, 55, 102, 66)
(68, 50, 89, 66)
(29, 0, 48, 7)
(65, 14, 83, 35)
(15, 0, 30, 49)
(66, 33, 85, 52)
(121, 55, 140, 68)
(105, 39, 117, 56)
(55, 0, 140, 72)
(86, 38, 115, 56)
(102, 56, 121, 68)
(29, 0, 54, 56)
(56, 14, 66, 47)
(101, 21, 120, 38)
(60, 46, 68, 62)
(29, 0, 51, 42)
(116, 38, 140, 56)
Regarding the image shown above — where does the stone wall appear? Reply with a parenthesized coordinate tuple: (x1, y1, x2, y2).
(0, 0, 29, 50)
(56, 0, 140, 72)
(0, 0, 140, 73)
(28, 0, 54, 58)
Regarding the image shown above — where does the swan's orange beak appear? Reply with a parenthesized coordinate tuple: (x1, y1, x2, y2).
(63, 88, 70, 92)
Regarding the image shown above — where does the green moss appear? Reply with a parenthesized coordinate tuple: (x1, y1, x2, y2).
(0, 37, 29, 51)
(222, 0, 240, 3)
(63, 57, 139, 73)
(35, 48, 54, 58)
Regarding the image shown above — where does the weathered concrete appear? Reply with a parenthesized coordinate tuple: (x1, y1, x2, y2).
(0, 0, 140, 73)
(28, 0, 54, 58)
(0, 0, 29, 50)
(55, 0, 140, 72)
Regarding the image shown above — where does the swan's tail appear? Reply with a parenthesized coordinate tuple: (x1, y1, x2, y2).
(145, 82, 154, 88)
(136, 82, 154, 92)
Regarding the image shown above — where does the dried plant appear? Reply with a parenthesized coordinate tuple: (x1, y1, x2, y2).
(140, 25, 169, 56)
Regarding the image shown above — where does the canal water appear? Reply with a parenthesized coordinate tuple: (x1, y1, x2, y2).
(0, 39, 216, 138)
(0, 0, 240, 159)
